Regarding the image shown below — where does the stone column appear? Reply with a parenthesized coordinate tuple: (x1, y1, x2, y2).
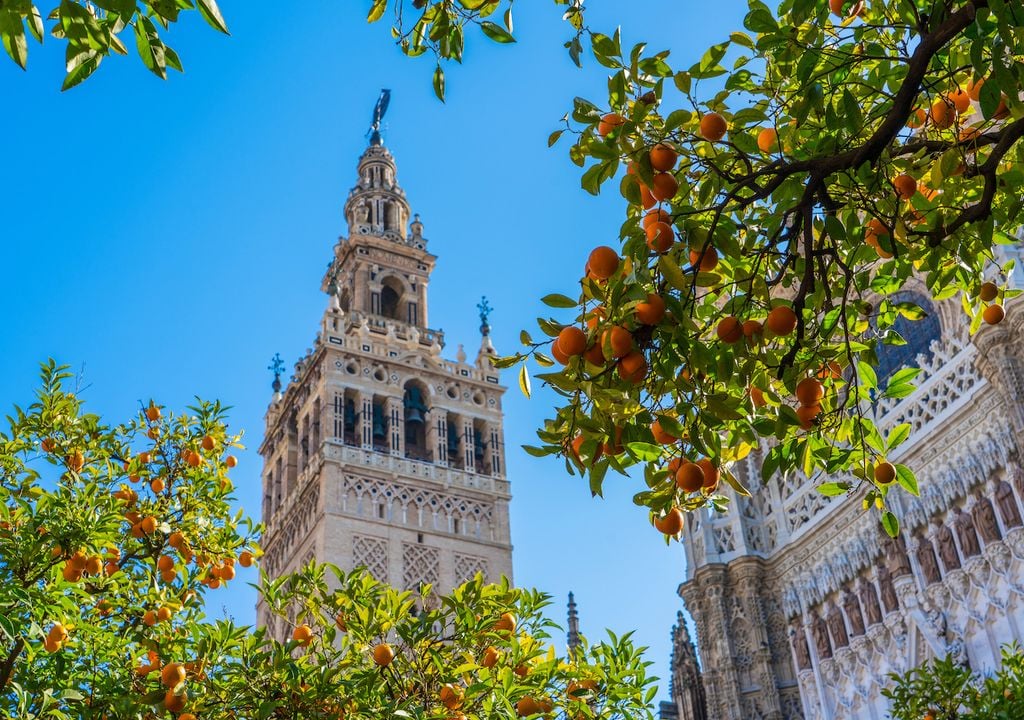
(359, 392, 373, 449)
(387, 396, 403, 457)
(462, 418, 475, 472)
(974, 314, 1024, 437)
(488, 422, 503, 477)
(433, 408, 448, 466)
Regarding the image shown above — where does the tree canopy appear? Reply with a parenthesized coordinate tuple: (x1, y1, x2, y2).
(0, 362, 655, 719)
(5, 0, 1024, 538)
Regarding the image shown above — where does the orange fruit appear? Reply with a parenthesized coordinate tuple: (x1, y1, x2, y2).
(602, 326, 633, 359)
(689, 246, 719, 271)
(225, 455, 238, 468)
(654, 508, 684, 536)
(979, 282, 998, 302)
(675, 462, 705, 493)
(906, 107, 927, 128)
(140, 516, 157, 535)
(697, 459, 720, 490)
(983, 304, 1005, 325)
(795, 378, 824, 407)
(150, 478, 165, 493)
(557, 327, 587, 357)
(201, 435, 216, 451)
(756, 127, 778, 153)
(146, 404, 161, 422)
(930, 98, 954, 129)
(160, 569, 177, 583)
(649, 142, 678, 172)
(617, 351, 648, 384)
(143, 610, 158, 626)
(551, 339, 570, 365)
(817, 361, 843, 379)
(104, 561, 118, 576)
(967, 77, 985, 101)
(829, 0, 846, 16)
(168, 532, 186, 549)
(650, 172, 679, 201)
(699, 112, 728, 141)
(639, 182, 657, 209)
(156, 606, 172, 622)
(161, 662, 186, 688)
(516, 697, 540, 717)
(645, 221, 674, 253)
(219, 564, 236, 581)
(643, 208, 671, 228)
(750, 387, 767, 408)
(185, 450, 202, 468)
(47, 623, 68, 642)
(482, 645, 500, 668)
(716, 316, 743, 344)
(494, 612, 517, 634)
(874, 462, 897, 484)
(650, 420, 677, 445)
(588, 246, 620, 280)
(163, 689, 187, 713)
(335, 612, 347, 631)
(742, 320, 763, 340)
(84, 556, 102, 576)
(635, 294, 666, 325)
(583, 342, 605, 366)
(41, 438, 55, 453)
(44, 636, 62, 653)
(67, 450, 85, 473)
(373, 643, 395, 666)
(598, 113, 625, 137)
(893, 174, 917, 200)
(796, 404, 821, 429)
(950, 89, 971, 113)
(292, 624, 313, 646)
(766, 306, 797, 336)
(239, 550, 254, 567)
(440, 684, 464, 710)
(138, 451, 152, 464)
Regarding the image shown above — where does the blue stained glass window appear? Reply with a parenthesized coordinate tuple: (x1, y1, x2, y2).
(875, 292, 942, 383)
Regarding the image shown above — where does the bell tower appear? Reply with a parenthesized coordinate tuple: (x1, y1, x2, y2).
(257, 94, 513, 632)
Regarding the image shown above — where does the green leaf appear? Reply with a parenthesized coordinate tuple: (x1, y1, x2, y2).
(895, 464, 919, 496)
(522, 445, 553, 458)
(0, 11, 28, 70)
(480, 21, 515, 43)
(547, 130, 563, 147)
(432, 64, 445, 102)
(541, 293, 577, 309)
(367, 0, 387, 23)
(817, 482, 851, 497)
(886, 423, 911, 450)
(518, 365, 531, 399)
(62, 50, 101, 90)
(881, 510, 900, 538)
(197, 0, 230, 34)
(625, 442, 662, 462)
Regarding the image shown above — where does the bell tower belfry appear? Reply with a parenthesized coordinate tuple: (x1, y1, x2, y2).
(257, 95, 513, 631)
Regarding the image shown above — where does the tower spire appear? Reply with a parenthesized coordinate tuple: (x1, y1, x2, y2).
(368, 89, 391, 146)
(567, 592, 581, 652)
(475, 296, 497, 368)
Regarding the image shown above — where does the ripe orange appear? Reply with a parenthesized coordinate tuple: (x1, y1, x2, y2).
(292, 624, 313, 646)
(140, 516, 157, 535)
(639, 183, 657, 209)
(893, 174, 917, 200)
(67, 450, 85, 473)
(514, 663, 530, 678)
(654, 508, 684, 536)
(180, 715, 197, 720)
(796, 404, 821, 429)
(44, 636, 62, 653)
(494, 612, 517, 634)
(219, 564, 236, 581)
(583, 342, 606, 366)
(146, 404, 161, 422)
(239, 550, 254, 567)
(643, 208, 671, 229)
(756, 127, 778, 153)
(588, 246, 620, 280)
(41, 438, 55, 453)
(225, 455, 238, 468)
(138, 451, 152, 464)
(649, 142, 678, 172)
(557, 327, 587, 357)
(874, 462, 896, 484)
(143, 610, 158, 627)
(645, 222, 674, 253)
(675, 462, 705, 493)
(373, 643, 395, 666)
(169, 532, 186, 549)
(440, 684, 464, 710)
(516, 697, 540, 717)
(829, 0, 846, 16)
(163, 689, 187, 713)
(699, 112, 728, 141)
(635, 294, 667, 325)
(983, 304, 1005, 325)
(950, 89, 971, 113)
(84, 556, 102, 576)
(104, 561, 119, 576)
(201, 435, 216, 451)
(160, 569, 177, 583)
(716, 316, 743, 344)
(47, 623, 68, 642)
(482, 645, 500, 668)
(551, 339, 570, 365)
(689, 246, 719, 271)
(795, 378, 824, 407)
(930, 98, 954, 129)
(650, 172, 679, 201)
(750, 387, 767, 408)
(766, 306, 798, 336)
(602, 326, 633, 359)
(161, 662, 186, 688)
(150, 478, 165, 493)
(742, 320, 763, 341)
(185, 450, 202, 468)
(334, 612, 347, 631)
(817, 361, 843, 379)
(156, 606, 172, 622)
(598, 113, 625, 137)
(650, 420, 677, 445)
(697, 459, 720, 489)
(979, 282, 998, 302)
(617, 351, 648, 384)
(967, 77, 985, 101)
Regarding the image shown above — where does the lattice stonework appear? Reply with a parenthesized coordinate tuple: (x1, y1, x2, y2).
(402, 543, 440, 590)
(352, 535, 388, 582)
(454, 553, 489, 583)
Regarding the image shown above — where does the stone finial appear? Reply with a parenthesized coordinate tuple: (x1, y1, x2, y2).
(567, 592, 581, 652)
(268, 353, 285, 395)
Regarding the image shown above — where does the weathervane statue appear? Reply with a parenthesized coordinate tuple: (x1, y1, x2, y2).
(368, 89, 391, 146)
(478, 296, 493, 337)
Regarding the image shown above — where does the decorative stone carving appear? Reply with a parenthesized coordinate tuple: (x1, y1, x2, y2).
(859, 579, 883, 627)
(935, 522, 962, 572)
(953, 506, 982, 557)
(790, 623, 811, 671)
(826, 603, 849, 649)
(877, 560, 900, 612)
(973, 491, 1002, 544)
(812, 613, 832, 659)
(843, 589, 865, 637)
(996, 479, 1023, 529)
(884, 533, 912, 576)
(915, 533, 943, 585)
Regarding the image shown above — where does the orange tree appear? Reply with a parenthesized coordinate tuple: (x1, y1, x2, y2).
(361, 0, 1024, 540)
(0, 362, 654, 718)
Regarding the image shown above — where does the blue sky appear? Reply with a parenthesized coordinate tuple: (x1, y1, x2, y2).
(1, 0, 747, 699)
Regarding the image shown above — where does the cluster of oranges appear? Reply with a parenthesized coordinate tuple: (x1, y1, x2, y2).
(43, 622, 68, 653)
(135, 652, 198, 715)
(59, 549, 104, 582)
(978, 281, 1005, 325)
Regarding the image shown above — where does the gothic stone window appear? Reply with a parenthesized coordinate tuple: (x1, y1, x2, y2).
(875, 291, 941, 384)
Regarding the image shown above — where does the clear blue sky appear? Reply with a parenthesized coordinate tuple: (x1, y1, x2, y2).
(1, 0, 746, 699)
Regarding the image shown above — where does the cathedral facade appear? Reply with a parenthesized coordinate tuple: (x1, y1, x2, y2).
(256, 126, 513, 633)
(665, 254, 1024, 720)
